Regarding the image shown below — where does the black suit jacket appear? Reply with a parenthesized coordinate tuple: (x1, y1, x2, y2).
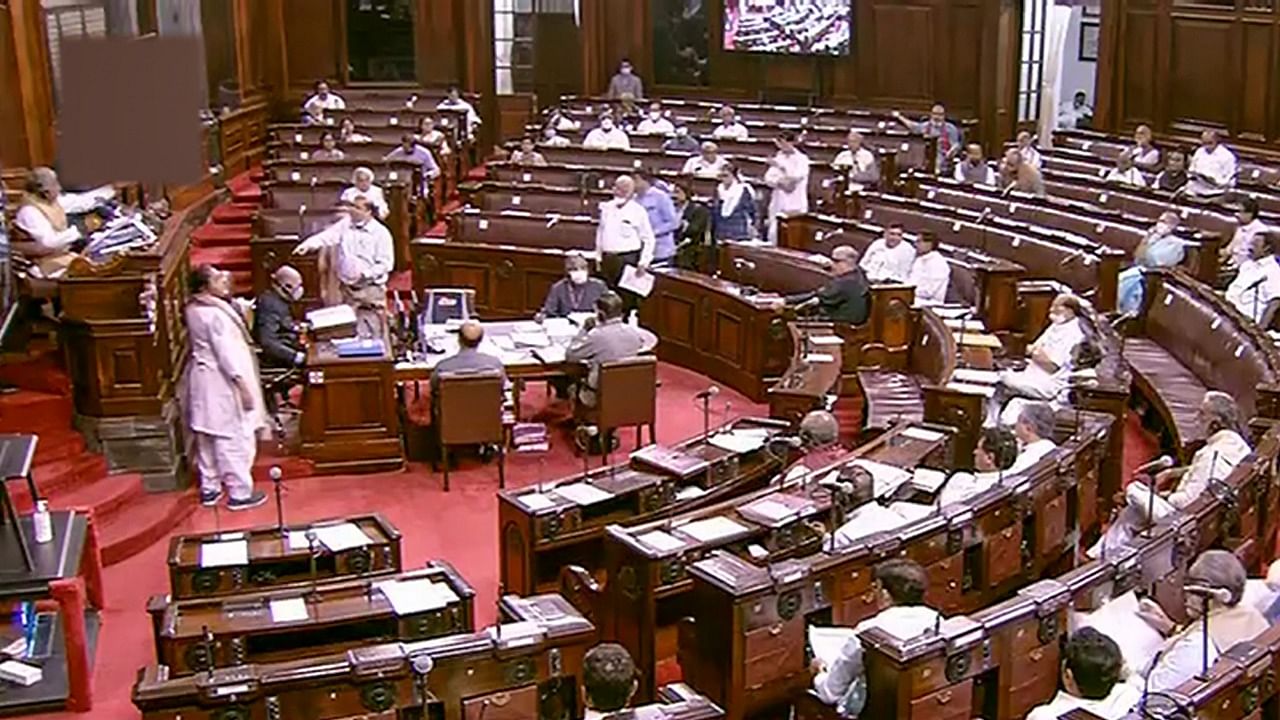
(254, 290, 301, 366)
(788, 269, 871, 325)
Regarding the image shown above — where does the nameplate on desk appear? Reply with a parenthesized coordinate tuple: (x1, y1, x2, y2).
(290, 171, 301, 182)
(478, 219, 489, 231)
(522, 173, 533, 182)
(217, 531, 246, 541)
(807, 335, 842, 347)
(802, 353, 835, 363)
(511, 195, 522, 206)
(209, 683, 253, 698)
(308, 370, 325, 385)
(300, 151, 309, 160)
(388, 116, 398, 125)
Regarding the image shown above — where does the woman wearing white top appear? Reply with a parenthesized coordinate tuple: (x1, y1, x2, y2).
(339, 167, 389, 220)
(763, 131, 810, 244)
(1090, 392, 1252, 559)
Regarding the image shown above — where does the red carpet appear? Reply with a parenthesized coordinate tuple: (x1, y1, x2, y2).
(189, 170, 264, 296)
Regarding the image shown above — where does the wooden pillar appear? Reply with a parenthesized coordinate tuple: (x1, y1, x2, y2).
(1, 0, 56, 168)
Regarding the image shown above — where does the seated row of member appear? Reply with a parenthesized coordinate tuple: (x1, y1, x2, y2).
(303, 80, 481, 136)
(1224, 230, 1280, 324)
(987, 292, 1088, 426)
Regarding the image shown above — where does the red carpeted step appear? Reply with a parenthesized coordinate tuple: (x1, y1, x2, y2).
(0, 352, 71, 396)
(31, 432, 86, 467)
(230, 185, 264, 205)
(191, 245, 252, 269)
(48, 473, 146, 527)
(0, 390, 73, 435)
(230, 270, 254, 296)
(192, 223, 254, 248)
(99, 489, 198, 566)
(11, 454, 109, 512)
(211, 203, 259, 225)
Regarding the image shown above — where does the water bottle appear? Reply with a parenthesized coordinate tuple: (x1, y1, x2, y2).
(33, 501, 52, 544)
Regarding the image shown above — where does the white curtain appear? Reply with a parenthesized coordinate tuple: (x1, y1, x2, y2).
(1037, 5, 1073, 148)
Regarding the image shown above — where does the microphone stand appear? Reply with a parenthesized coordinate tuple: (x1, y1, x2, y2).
(305, 530, 321, 603)
(1196, 592, 1213, 681)
(270, 466, 285, 533)
(701, 391, 713, 442)
(202, 625, 216, 676)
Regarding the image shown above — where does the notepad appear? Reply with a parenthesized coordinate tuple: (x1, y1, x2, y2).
(199, 540, 248, 568)
(516, 493, 555, 511)
(533, 345, 567, 364)
(285, 531, 313, 551)
(707, 428, 770, 454)
(910, 467, 948, 493)
(511, 331, 552, 348)
(542, 317, 577, 337)
(269, 597, 309, 623)
(677, 516, 748, 543)
(377, 579, 458, 615)
(312, 523, 374, 552)
(637, 530, 685, 553)
(552, 482, 614, 506)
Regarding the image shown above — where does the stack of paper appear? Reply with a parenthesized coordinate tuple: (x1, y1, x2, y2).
(909, 467, 948, 493)
(808, 626, 856, 667)
(269, 597, 309, 623)
(552, 482, 614, 506)
(901, 426, 947, 443)
(946, 381, 997, 398)
(951, 368, 1001, 385)
(852, 459, 913, 498)
(312, 523, 374, 552)
(707, 428, 770, 454)
(510, 331, 551, 348)
(511, 423, 549, 453)
(305, 305, 357, 339)
(676, 516, 748, 543)
(887, 501, 936, 524)
(637, 530, 685, 553)
(377, 579, 459, 615)
(516, 492, 555, 511)
(199, 540, 248, 568)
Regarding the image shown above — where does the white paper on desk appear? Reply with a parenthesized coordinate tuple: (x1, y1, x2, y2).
(803, 353, 835, 363)
(620, 265, 655, 298)
(930, 305, 973, 319)
(552, 482, 614, 506)
(707, 429, 769, 454)
(946, 381, 997, 398)
(514, 321, 542, 333)
(852, 459, 913, 499)
(808, 335, 842, 347)
(910, 467, 948, 493)
(809, 626, 857, 668)
(199, 540, 248, 568)
(568, 311, 596, 328)
(677, 516, 748, 543)
(951, 368, 1001, 386)
(491, 335, 516, 351)
(901, 426, 946, 443)
(377, 579, 456, 615)
(1071, 590, 1164, 675)
(517, 493, 555, 511)
(511, 331, 552, 348)
(306, 304, 357, 331)
(743, 499, 801, 523)
(542, 318, 577, 338)
(888, 501, 936, 524)
(269, 597, 309, 623)
(638, 530, 686, 553)
(312, 522, 374, 552)
(285, 531, 312, 551)
(674, 485, 706, 501)
(534, 345, 567, 364)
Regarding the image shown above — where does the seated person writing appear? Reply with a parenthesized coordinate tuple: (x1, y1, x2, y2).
(1008, 402, 1058, 474)
(1135, 550, 1269, 693)
(812, 559, 941, 716)
(986, 293, 1086, 426)
(1025, 628, 1139, 720)
(1118, 211, 1186, 314)
(12, 167, 113, 278)
(1104, 152, 1146, 188)
(780, 245, 871, 324)
(582, 643, 638, 720)
(1090, 391, 1250, 559)
(537, 253, 608, 320)
(859, 223, 915, 284)
(253, 265, 306, 368)
(339, 167, 389, 220)
(565, 291, 658, 409)
(937, 426, 1018, 507)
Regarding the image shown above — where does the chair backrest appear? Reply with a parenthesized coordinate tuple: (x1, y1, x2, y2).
(437, 370, 505, 445)
(596, 356, 657, 431)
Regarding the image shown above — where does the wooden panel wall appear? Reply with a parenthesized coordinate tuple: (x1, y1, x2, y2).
(579, 0, 1018, 151)
(0, 0, 55, 169)
(1097, 0, 1280, 144)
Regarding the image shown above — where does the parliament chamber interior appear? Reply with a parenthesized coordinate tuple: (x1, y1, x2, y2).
(5, 0, 1280, 718)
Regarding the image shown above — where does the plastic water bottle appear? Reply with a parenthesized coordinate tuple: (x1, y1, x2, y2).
(33, 501, 52, 544)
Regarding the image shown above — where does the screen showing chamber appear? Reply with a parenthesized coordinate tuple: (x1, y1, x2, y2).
(722, 0, 852, 56)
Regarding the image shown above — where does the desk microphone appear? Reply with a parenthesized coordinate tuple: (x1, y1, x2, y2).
(270, 466, 285, 532)
(694, 385, 720, 400)
(817, 477, 854, 494)
(1134, 455, 1175, 476)
(1183, 584, 1232, 604)
(296, 204, 307, 237)
(697, 386, 719, 441)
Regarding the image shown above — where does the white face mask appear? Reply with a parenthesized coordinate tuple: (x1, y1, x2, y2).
(569, 269, 588, 285)
(1155, 222, 1173, 236)
(601, 122, 614, 132)
(1050, 309, 1070, 325)
(650, 112, 662, 121)
(289, 285, 304, 301)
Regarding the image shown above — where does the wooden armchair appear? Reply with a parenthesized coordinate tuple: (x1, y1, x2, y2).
(575, 356, 658, 466)
(434, 370, 507, 491)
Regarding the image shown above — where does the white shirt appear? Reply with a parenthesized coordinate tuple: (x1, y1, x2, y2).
(908, 250, 950, 305)
(1019, 146, 1043, 169)
(833, 147, 876, 173)
(1187, 144, 1238, 196)
(297, 216, 395, 287)
(1009, 438, 1057, 474)
(1057, 102, 1092, 129)
(764, 150, 811, 218)
(859, 238, 916, 283)
(340, 185, 390, 219)
(583, 127, 632, 151)
(1227, 219, 1272, 267)
(813, 606, 942, 704)
(937, 471, 1000, 508)
(1169, 429, 1251, 510)
(682, 155, 728, 178)
(12, 186, 114, 255)
(713, 122, 750, 140)
(635, 116, 675, 136)
(1025, 684, 1141, 720)
(1141, 605, 1268, 694)
(1227, 256, 1280, 322)
(595, 198, 656, 267)
(303, 92, 345, 119)
(437, 98, 481, 134)
(1032, 316, 1085, 378)
(1105, 167, 1147, 188)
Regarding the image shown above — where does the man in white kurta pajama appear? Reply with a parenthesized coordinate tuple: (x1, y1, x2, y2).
(185, 265, 268, 510)
(764, 133, 811, 244)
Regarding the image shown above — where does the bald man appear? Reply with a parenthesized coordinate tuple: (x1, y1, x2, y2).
(430, 320, 507, 398)
(254, 265, 306, 367)
(782, 245, 871, 324)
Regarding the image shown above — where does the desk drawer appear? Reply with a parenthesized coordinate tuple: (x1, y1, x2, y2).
(908, 678, 972, 720)
(744, 617, 804, 689)
(462, 683, 537, 720)
(985, 522, 1022, 588)
(925, 553, 964, 614)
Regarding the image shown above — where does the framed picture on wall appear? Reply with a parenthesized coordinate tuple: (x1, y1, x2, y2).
(1079, 23, 1100, 62)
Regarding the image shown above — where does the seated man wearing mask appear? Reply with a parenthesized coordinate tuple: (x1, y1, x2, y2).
(537, 253, 608, 320)
(937, 426, 1019, 507)
(1090, 391, 1251, 559)
(566, 291, 658, 410)
(987, 293, 1086, 426)
(812, 559, 940, 716)
(254, 265, 306, 368)
(1025, 628, 1139, 720)
(1135, 550, 1269, 693)
(1008, 402, 1058, 474)
(582, 643, 638, 720)
(1118, 211, 1185, 314)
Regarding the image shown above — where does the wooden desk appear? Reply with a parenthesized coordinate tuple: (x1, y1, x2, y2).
(132, 593, 594, 720)
(410, 239, 573, 319)
(166, 514, 402, 600)
(591, 422, 954, 703)
(301, 338, 404, 475)
(148, 560, 475, 676)
(767, 323, 845, 424)
(497, 417, 793, 596)
(679, 410, 1115, 719)
(451, 207, 598, 250)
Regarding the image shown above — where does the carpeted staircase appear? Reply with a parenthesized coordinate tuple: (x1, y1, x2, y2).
(189, 170, 267, 296)
(0, 353, 197, 567)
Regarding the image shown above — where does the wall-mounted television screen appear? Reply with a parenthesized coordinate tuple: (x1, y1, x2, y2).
(722, 0, 852, 56)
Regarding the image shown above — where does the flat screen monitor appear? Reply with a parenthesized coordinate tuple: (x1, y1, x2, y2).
(722, 0, 852, 56)
(418, 288, 475, 327)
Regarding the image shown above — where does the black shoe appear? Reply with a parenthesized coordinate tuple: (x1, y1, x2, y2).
(200, 488, 223, 507)
(227, 491, 267, 511)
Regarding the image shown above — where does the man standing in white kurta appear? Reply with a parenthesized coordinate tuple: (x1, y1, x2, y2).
(763, 131, 810, 244)
(184, 265, 268, 510)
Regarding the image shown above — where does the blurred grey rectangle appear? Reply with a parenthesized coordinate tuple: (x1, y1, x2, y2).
(59, 36, 204, 187)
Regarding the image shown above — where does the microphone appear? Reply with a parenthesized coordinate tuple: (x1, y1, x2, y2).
(817, 478, 854, 494)
(694, 385, 720, 400)
(1245, 275, 1266, 291)
(732, 257, 757, 271)
(771, 436, 805, 449)
(1183, 584, 1233, 604)
(269, 465, 285, 531)
(1134, 455, 1175, 476)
